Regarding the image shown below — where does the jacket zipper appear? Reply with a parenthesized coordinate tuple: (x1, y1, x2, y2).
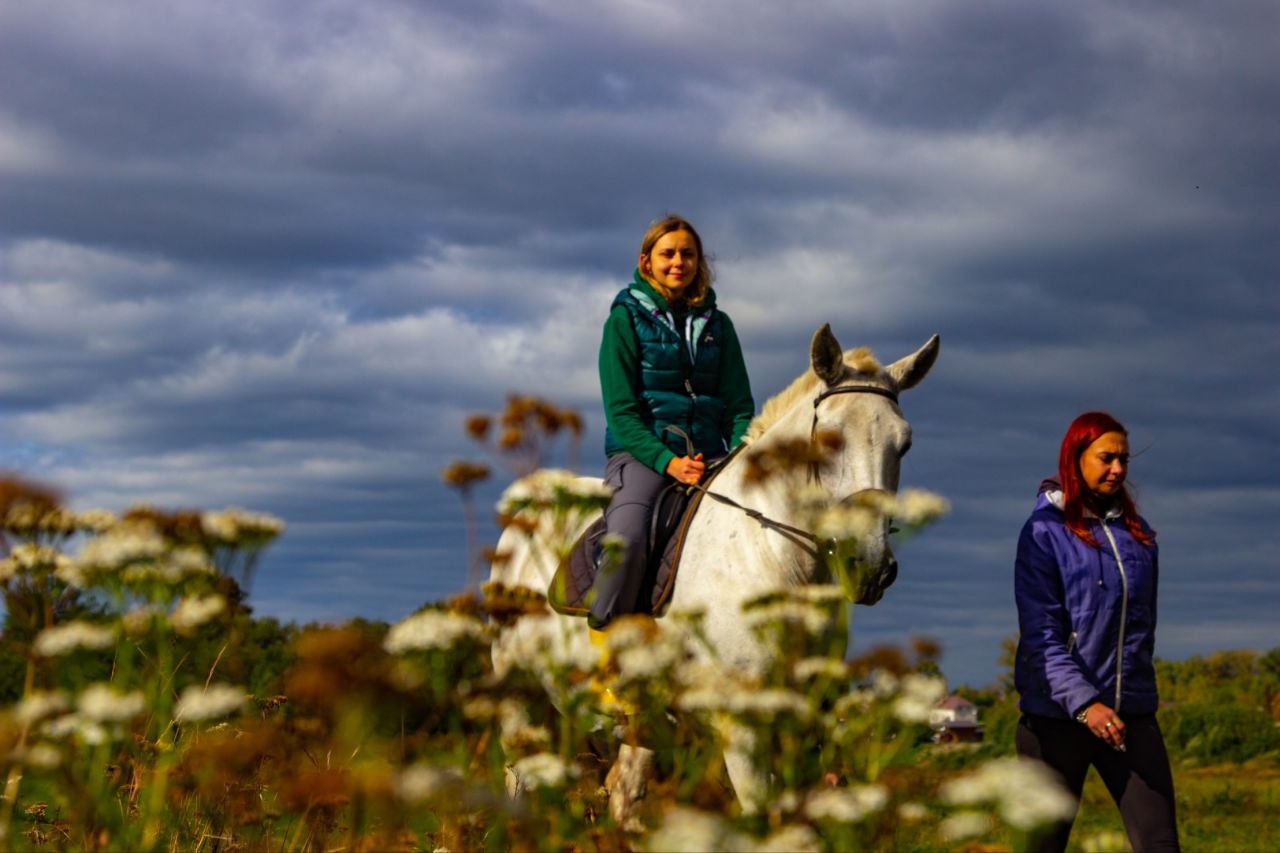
(1100, 522, 1129, 709)
(1067, 631, 1078, 653)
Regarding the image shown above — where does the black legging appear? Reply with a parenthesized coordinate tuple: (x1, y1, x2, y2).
(1016, 713, 1180, 852)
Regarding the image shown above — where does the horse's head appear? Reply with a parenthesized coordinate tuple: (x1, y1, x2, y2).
(808, 324, 940, 605)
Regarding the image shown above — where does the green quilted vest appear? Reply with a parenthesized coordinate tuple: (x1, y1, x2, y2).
(603, 287, 729, 460)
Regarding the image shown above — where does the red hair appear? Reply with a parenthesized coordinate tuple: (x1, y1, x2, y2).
(1057, 411, 1156, 547)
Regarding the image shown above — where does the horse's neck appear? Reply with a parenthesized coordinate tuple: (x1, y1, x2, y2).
(705, 413, 822, 589)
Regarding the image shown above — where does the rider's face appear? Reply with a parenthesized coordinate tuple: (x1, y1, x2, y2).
(640, 230, 699, 298)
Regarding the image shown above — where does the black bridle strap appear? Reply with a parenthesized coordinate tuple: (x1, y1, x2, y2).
(658, 427, 825, 558)
(809, 383, 899, 482)
(690, 483, 825, 559)
(660, 384, 898, 558)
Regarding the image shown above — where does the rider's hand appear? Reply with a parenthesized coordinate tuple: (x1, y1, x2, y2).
(665, 453, 705, 485)
(1082, 702, 1127, 750)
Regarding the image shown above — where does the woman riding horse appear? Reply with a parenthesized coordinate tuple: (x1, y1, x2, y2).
(587, 214, 755, 630)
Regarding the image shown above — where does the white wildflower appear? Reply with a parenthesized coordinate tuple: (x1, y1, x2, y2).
(744, 601, 831, 635)
(33, 621, 116, 657)
(870, 669, 899, 697)
(615, 639, 685, 685)
(811, 503, 883, 541)
(497, 700, 551, 751)
(898, 801, 928, 822)
(942, 757, 1077, 830)
(0, 544, 71, 581)
(892, 489, 950, 526)
(13, 691, 70, 725)
(677, 686, 728, 713)
(511, 752, 579, 790)
(491, 621, 596, 678)
(23, 744, 62, 769)
(174, 684, 246, 722)
(601, 616, 655, 652)
(39, 713, 114, 745)
(396, 764, 463, 802)
(168, 547, 216, 577)
(77, 684, 145, 722)
(791, 584, 847, 604)
(76, 524, 166, 570)
(384, 609, 488, 654)
(54, 558, 88, 588)
(794, 657, 849, 682)
(804, 785, 888, 823)
(171, 594, 227, 634)
(644, 807, 747, 853)
(498, 469, 612, 515)
(201, 507, 285, 545)
(40, 713, 80, 740)
(728, 688, 813, 720)
(893, 673, 947, 723)
(939, 811, 993, 842)
(674, 657, 736, 690)
(753, 825, 821, 853)
(833, 687, 876, 718)
(75, 509, 118, 533)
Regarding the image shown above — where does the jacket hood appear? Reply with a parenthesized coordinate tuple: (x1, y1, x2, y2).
(1034, 487, 1122, 521)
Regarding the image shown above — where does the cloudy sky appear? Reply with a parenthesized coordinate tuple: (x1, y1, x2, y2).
(2, 0, 1276, 686)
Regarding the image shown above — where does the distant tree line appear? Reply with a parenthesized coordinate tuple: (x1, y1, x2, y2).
(942, 640, 1280, 768)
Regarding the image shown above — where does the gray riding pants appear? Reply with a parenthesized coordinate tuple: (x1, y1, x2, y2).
(586, 452, 669, 629)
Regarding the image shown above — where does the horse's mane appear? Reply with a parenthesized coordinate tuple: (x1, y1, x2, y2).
(744, 347, 882, 443)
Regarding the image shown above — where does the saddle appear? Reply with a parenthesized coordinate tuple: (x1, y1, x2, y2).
(547, 450, 736, 618)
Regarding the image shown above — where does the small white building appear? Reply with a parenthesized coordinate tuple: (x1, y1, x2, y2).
(930, 696, 984, 743)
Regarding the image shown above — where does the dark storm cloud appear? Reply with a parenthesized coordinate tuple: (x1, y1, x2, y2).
(2, 0, 1277, 684)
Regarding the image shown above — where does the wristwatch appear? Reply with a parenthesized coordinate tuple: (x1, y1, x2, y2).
(1075, 707, 1090, 725)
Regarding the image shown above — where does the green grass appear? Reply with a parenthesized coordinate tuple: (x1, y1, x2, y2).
(1064, 762, 1280, 853)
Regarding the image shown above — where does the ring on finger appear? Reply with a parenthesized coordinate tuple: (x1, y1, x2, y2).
(1104, 721, 1114, 729)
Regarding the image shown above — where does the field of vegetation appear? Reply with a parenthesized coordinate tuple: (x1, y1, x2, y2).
(1, 398, 1276, 851)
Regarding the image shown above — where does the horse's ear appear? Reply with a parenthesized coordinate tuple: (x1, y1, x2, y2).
(810, 324, 846, 386)
(887, 334, 940, 392)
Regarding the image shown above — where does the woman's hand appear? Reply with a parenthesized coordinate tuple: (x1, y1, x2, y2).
(666, 453, 705, 485)
(1082, 702, 1127, 750)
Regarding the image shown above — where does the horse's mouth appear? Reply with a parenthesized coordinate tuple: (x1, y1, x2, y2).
(853, 557, 898, 607)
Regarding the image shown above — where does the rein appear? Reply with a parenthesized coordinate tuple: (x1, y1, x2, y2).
(662, 381, 900, 559)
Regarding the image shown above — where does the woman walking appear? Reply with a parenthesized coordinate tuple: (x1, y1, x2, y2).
(1014, 411, 1179, 852)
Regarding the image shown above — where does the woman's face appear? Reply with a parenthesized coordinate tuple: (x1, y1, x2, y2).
(640, 230, 698, 297)
(1079, 431, 1129, 497)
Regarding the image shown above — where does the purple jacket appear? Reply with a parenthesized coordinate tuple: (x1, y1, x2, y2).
(1014, 490, 1159, 719)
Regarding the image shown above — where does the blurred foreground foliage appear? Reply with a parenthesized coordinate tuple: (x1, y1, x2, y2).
(2, 391, 1275, 851)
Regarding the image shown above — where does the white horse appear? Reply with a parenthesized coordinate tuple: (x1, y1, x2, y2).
(489, 324, 939, 815)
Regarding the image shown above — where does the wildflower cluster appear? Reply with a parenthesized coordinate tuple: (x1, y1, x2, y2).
(0, 391, 1074, 851)
(0, 477, 283, 849)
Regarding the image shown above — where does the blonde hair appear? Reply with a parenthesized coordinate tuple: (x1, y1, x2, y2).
(639, 214, 713, 309)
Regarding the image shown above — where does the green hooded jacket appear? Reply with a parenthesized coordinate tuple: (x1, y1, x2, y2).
(600, 271, 755, 474)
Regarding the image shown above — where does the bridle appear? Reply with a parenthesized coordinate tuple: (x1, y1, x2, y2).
(667, 381, 901, 559)
(808, 382, 900, 483)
